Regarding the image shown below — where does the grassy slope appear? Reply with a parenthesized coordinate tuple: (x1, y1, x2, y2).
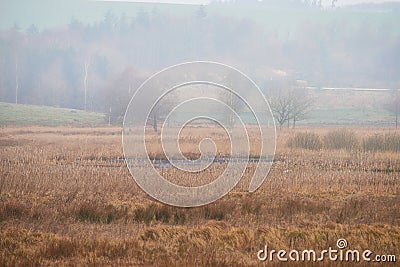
(303, 89, 394, 125)
(0, 101, 394, 126)
(305, 108, 393, 125)
(0, 102, 105, 126)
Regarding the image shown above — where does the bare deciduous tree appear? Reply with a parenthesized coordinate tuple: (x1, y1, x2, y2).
(15, 56, 18, 104)
(102, 67, 146, 124)
(270, 92, 292, 129)
(290, 93, 313, 128)
(270, 88, 312, 129)
(147, 94, 176, 133)
(218, 89, 244, 132)
(83, 58, 91, 111)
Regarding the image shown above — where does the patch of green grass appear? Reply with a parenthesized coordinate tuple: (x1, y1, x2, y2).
(304, 108, 393, 125)
(0, 102, 105, 126)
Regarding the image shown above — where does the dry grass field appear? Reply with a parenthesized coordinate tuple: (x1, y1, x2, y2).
(1, 126, 399, 266)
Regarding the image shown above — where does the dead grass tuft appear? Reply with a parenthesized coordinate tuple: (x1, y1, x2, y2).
(72, 201, 127, 224)
(0, 201, 27, 221)
(42, 237, 76, 259)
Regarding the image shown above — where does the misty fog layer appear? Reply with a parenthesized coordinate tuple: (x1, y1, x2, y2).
(0, 0, 399, 122)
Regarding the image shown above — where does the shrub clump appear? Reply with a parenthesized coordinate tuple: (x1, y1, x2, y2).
(287, 132, 322, 150)
(363, 133, 400, 152)
(323, 129, 358, 151)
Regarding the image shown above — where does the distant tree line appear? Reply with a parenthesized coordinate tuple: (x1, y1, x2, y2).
(0, 3, 399, 124)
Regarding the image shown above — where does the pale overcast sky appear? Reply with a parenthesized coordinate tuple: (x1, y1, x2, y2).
(102, 0, 400, 5)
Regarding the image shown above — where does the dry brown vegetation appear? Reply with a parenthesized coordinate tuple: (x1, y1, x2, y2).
(0, 126, 399, 266)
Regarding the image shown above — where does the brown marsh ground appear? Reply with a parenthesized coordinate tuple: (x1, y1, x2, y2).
(0, 126, 399, 266)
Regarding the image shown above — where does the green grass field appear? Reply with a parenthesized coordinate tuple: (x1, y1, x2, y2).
(0, 101, 395, 127)
(305, 108, 393, 125)
(0, 102, 106, 126)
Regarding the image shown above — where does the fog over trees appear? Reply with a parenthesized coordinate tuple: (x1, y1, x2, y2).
(0, 0, 399, 123)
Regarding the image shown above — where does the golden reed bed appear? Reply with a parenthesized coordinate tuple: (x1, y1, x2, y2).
(0, 126, 399, 266)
